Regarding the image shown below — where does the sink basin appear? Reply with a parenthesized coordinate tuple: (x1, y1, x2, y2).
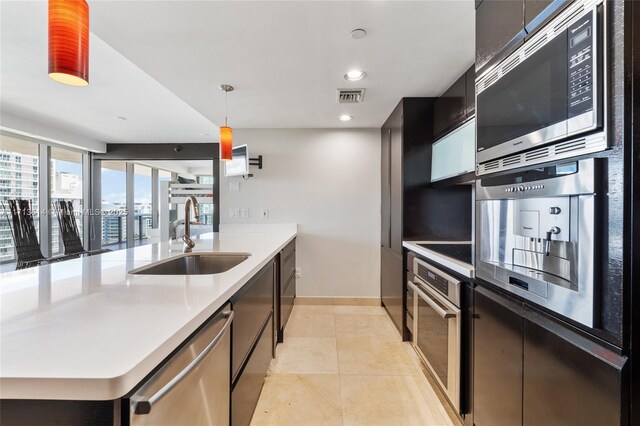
(129, 253, 250, 275)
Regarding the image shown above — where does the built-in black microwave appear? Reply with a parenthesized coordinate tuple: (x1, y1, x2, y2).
(475, 0, 606, 172)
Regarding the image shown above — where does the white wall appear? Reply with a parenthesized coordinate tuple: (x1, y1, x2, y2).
(220, 128, 381, 298)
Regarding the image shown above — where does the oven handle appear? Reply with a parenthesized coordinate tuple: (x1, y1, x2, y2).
(407, 281, 456, 319)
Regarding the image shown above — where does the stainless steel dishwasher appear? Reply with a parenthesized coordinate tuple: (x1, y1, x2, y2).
(130, 304, 233, 426)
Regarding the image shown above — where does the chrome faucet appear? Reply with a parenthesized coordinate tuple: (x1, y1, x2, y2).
(182, 196, 202, 253)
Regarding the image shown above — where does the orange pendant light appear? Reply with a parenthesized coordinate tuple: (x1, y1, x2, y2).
(219, 126, 233, 160)
(49, 0, 89, 86)
(219, 85, 234, 161)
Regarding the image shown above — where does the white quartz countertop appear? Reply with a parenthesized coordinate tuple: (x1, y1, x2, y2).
(0, 224, 296, 400)
(403, 241, 475, 278)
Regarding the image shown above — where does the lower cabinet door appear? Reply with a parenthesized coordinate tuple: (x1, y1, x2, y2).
(523, 310, 627, 426)
(473, 285, 525, 426)
(280, 275, 296, 339)
(232, 315, 273, 426)
(231, 261, 274, 381)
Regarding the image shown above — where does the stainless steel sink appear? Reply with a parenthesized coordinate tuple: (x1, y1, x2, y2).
(129, 253, 250, 275)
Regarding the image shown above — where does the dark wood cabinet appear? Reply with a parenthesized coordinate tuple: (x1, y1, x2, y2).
(276, 239, 296, 343)
(232, 315, 273, 426)
(523, 310, 627, 426)
(433, 74, 466, 140)
(473, 285, 525, 426)
(524, 0, 570, 35)
(231, 259, 275, 426)
(381, 98, 434, 336)
(473, 284, 628, 426)
(231, 260, 275, 382)
(433, 66, 476, 141)
(475, 0, 526, 75)
(465, 65, 475, 117)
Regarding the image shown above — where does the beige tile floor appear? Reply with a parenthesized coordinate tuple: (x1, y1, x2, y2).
(250, 304, 462, 426)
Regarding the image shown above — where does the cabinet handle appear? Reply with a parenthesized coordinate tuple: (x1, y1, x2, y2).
(132, 310, 234, 415)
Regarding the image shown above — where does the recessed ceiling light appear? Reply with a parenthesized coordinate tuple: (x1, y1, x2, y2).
(350, 29, 367, 39)
(199, 132, 210, 136)
(339, 114, 353, 122)
(114, 116, 127, 121)
(344, 70, 366, 81)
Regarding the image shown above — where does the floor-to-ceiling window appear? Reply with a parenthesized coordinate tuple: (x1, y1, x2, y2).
(0, 134, 39, 262)
(100, 161, 127, 247)
(133, 164, 152, 244)
(50, 147, 83, 255)
(197, 175, 215, 225)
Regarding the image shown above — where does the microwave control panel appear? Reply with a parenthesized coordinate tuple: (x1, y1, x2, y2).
(568, 11, 595, 118)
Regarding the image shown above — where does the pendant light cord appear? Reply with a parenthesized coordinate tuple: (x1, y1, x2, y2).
(225, 90, 228, 127)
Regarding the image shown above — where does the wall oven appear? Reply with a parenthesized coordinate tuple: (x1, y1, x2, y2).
(476, 159, 601, 328)
(408, 258, 461, 412)
(476, 0, 606, 175)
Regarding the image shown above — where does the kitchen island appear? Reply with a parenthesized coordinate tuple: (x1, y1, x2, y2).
(0, 224, 296, 403)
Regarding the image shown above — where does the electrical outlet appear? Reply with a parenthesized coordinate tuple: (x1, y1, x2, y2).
(261, 209, 269, 219)
(295, 267, 302, 278)
(229, 208, 240, 218)
(240, 208, 249, 218)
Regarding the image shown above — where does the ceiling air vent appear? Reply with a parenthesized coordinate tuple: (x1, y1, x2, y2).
(337, 88, 365, 104)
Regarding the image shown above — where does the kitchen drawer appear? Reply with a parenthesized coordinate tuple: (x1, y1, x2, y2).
(280, 249, 296, 290)
(280, 274, 296, 334)
(232, 315, 273, 426)
(231, 260, 274, 382)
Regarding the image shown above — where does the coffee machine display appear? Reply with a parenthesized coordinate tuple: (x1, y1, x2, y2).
(475, 159, 601, 327)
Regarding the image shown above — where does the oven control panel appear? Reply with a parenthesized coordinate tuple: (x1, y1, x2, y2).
(414, 258, 461, 307)
(568, 10, 595, 118)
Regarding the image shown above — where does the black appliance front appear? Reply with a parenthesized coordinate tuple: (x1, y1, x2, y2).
(476, 1, 603, 165)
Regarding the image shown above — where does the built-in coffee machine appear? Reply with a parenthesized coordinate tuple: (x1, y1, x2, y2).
(475, 159, 601, 327)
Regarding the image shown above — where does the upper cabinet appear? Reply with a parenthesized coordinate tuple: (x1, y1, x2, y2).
(525, 0, 571, 35)
(433, 66, 476, 141)
(465, 65, 476, 117)
(433, 75, 466, 140)
(476, 0, 572, 76)
(475, 0, 525, 76)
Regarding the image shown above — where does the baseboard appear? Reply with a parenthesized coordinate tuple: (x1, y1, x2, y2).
(295, 297, 380, 306)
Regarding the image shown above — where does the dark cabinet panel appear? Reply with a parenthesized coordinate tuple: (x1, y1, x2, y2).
(381, 127, 391, 248)
(433, 74, 466, 140)
(475, 0, 526, 75)
(231, 260, 274, 382)
(473, 285, 525, 426)
(523, 310, 627, 426)
(232, 316, 273, 426)
(381, 246, 403, 335)
(280, 275, 295, 333)
(465, 66, 475, 117)
(525, 0, 570, 35)
(277, 240, 295, 343)
(390, 121, 403, 255)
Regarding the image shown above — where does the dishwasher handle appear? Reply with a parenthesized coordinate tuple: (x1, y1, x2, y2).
(133, 310, 234, 415)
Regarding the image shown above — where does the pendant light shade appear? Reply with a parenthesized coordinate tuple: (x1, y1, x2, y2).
(49, 0, 89, 87)
(219, 85, 235, 161)
(219, 126, 233, 161)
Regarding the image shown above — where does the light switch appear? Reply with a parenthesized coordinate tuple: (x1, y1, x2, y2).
(229, 208, 240, 218)
(240, 208, 249, 218)
(229, 181, 240, 192)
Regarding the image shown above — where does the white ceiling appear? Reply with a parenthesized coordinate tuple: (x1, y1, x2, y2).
(0, 1, 215, 145)
(0, 1, 474, 145)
